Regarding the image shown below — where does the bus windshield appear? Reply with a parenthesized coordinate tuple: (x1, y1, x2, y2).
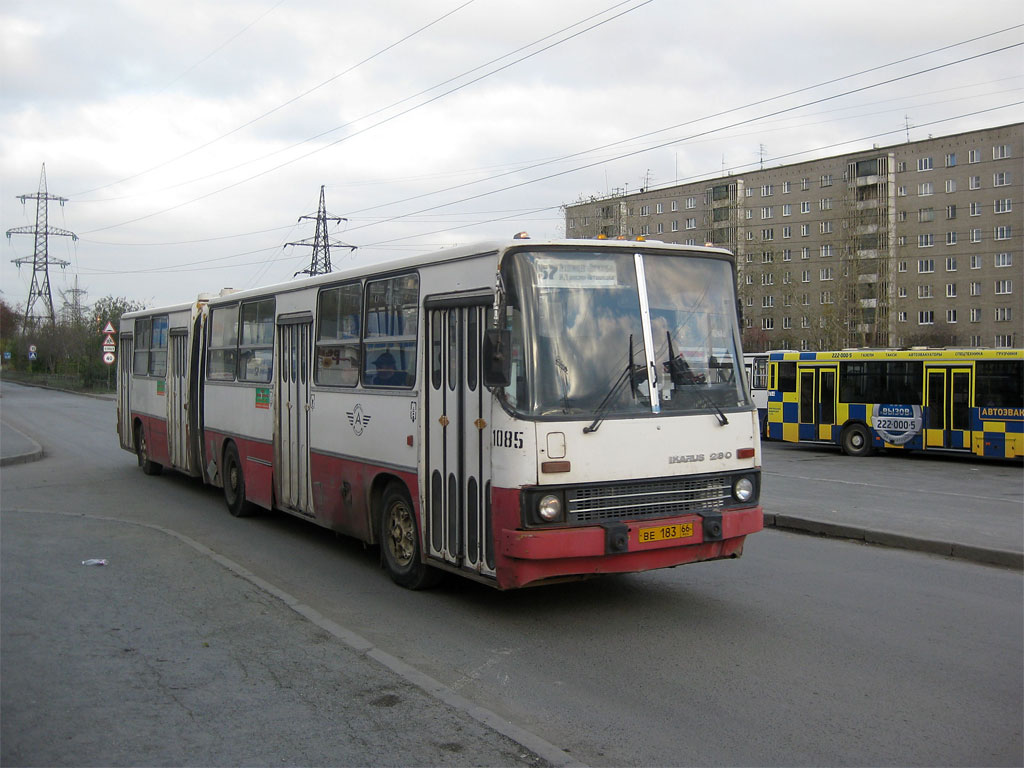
(499, 248, 749, 420)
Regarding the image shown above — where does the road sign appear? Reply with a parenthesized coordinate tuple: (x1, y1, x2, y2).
(103, 352, 115, 365)
(29, 344, 37, 354)
(102, 322, 116, 334)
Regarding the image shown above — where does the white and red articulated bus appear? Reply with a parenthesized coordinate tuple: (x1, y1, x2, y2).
(118, 238, 763, 590)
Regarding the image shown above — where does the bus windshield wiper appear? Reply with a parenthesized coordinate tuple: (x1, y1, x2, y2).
(584, 334, 644, 434)
(665, 332, 728, 426)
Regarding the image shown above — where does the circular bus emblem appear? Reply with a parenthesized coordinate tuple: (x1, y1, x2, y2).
(871, 404, 923, 445)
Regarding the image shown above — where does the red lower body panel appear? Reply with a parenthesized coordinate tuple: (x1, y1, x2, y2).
(491, 486, 762, 589)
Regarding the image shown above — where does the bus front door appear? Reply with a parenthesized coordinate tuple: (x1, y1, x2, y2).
(425, 303, 495, 578)
(275, 317, 314, 516)
(925, 366, 972, 450)
(167, 329, 191, 472)
(798, 365, 837, 441)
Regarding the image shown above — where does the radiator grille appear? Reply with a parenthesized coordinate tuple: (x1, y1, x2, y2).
(567, 476, 730, 524)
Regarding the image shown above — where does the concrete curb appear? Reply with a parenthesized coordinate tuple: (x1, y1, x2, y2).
(0, 422, 44, 467)
(764, 512, 1023, 570)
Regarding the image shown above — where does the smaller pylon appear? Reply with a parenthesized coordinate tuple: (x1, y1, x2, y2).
(287, 186, 355, 277)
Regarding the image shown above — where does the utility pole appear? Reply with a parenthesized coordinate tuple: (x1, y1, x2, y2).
(287, 185, 355, 277)
(6, 164, 76, 328)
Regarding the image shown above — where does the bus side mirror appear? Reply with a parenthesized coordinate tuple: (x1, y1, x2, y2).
(482, 329, 511, 388)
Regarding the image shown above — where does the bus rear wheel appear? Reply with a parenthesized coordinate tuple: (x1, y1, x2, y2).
(380, 483, 441, 590)
(841, 423, 873, 457)
(135, 423, 162, 476)
(223, 442, 255, 517)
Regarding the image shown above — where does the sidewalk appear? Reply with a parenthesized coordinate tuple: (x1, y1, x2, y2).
(0, 421, 43, 466)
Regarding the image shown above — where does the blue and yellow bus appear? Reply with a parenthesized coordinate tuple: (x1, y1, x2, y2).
(766, 348, 1023, 459)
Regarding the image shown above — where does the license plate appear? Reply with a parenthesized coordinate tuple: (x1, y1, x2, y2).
(638, 522, 694, 543)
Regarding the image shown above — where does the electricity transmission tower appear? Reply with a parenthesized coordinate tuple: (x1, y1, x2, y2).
(6, 163, 77, 328)
(287, 185, 355, 277)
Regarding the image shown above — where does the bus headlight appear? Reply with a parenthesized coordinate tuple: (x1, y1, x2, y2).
(733, 476, 755, 503)
(538, 494, 562, 522)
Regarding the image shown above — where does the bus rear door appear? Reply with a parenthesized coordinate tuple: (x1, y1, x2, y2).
(798, 365, 838, 441)
(925, 365, 972, 450)
(276, 314, 315, 515)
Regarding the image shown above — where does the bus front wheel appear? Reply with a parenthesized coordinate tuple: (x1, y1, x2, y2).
(841, 423, 873, 457)
(380, 483, 441, 590)
(135, 423, 162, 476)
(223, 442, 255, 517)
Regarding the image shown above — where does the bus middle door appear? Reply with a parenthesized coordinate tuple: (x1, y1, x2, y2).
(425, 300, 495, 578)
(924, 365, 972, 450)
(275, 314, 315, 516)
(167, 328, 191, 472)
(798, 365, 838, 442)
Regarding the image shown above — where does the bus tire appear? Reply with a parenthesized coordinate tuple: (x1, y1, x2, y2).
(380, 483, 441, 590)
(223, 442, 256, 517)
(841, 423, 873, 457)
(135, 422, 162, 476)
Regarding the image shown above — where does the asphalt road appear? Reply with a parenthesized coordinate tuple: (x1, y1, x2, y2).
(2, 382, 1022, 767)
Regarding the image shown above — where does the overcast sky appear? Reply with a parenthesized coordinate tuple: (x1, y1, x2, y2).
(2, 0, 1022, 311)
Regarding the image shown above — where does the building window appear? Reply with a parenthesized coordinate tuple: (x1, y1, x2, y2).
(993, 144, 1012, 159)
(946, 256, 957, 271)
(671, 200, 679, 212)
(946, 309, 957, 323)
(970, 308, 981, 322)
(656, 222, 664, 235)
(762, 317, 774, 330)
(656, 203, 663, 214)
(762, 273, 775, 286)
(918, 310, 934, 325)
(995, 252, 1013, 268)
(783, 181, 791, 193)
(898, 185, 907, 196)
(820, 291, 833, 305)
(819, 198, 833, 210)
(802, 247, 810, 260)
(946, 204, 957, 219)
(994, 225, 1012, 241)
(671, 220, 679, 232)
(918, 234, 934, 248)
(970, 281, 982, 296)
(898, 261, 908, 272)
(994, 198, 1012, 214)
(995, 280, 1013, 295)
(821, 244, 834, 258)
(946, 231, 957, 246)
(762, 229, 774, 241)
(761, 184, 773, 197)
(685, 217, 696, 229)
(640, 205, 650, 216)
(946, 283, 957, 298)
(970, 228, 982, 243)
(783, 316, 792, 329)
(918, 182, 934, 196)
(782, 226, 792, 238)
(746, 210, 753, 220)
(762, 296, 775, 308)
(995, 335, 1015, 348)
(762, 251, 774, 264)
(800, 201, 811, 214)
(820, 175, 832, 187)
(919, 208, 935, 223)
(968, 149, 980, 163)
(801, 270, 811, 283)
(918, 258, 935, 273)
(971, 254, 982, 269)
(783, 204, 792, 216)
(918, 285, 933, 299)
(898, 311, 907, 322)
(801, 223, 810, 237)
(762, 207, 773, 219)
(917, 157, 933, 171)
(820, 267, 833, 281)
(686, 197, 696, 209)
(969, 175, 981, 190)
(995, 307, 1012, 322)
(945, 153, 957, 167)
(898, 286, 908, 297)
(782, 249, 792, 262)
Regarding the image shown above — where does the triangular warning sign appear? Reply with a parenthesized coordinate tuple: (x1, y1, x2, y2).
(104, 334, 116, 346)
(102, 322, 116, 334)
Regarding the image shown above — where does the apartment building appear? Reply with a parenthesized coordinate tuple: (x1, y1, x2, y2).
(564, 123, 1021, 351)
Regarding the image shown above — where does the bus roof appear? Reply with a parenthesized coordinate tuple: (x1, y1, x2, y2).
(126, 238, 735, 314)
(767, 348, 1023, 362)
